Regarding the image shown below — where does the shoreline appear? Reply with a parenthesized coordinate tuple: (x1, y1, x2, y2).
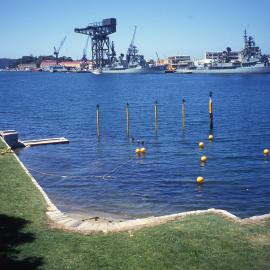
(65, 210, 130, 223)
(1, 136, 270, 234)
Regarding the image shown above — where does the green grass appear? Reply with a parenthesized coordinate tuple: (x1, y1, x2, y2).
(0, 138, 270, 270)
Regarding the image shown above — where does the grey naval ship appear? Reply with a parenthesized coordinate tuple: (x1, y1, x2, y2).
(101, 26, 167, 74)
(176, 30, 270, 74)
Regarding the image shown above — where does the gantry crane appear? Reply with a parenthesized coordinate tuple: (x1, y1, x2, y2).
(74, 18, 116, 69)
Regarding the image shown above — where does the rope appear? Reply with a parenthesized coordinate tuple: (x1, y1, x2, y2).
(27, 156, 135, 181)
(25, 136, 141, 180)
(26, 166, 98, 179)
(102, 158, 134, 180)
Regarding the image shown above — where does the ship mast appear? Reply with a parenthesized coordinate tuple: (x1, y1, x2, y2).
(244, 29, 248, 49)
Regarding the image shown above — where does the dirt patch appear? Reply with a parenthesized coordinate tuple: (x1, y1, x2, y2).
(248, 234, 270, 246)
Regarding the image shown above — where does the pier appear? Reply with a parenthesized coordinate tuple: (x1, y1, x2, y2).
(0, 130, 69, 148)
(21, 137, 69, 147)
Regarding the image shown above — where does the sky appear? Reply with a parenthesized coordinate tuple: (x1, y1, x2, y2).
(1, 0, 270, 60)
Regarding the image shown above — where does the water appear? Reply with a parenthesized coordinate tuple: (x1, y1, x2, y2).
(1, 72, 270, 218)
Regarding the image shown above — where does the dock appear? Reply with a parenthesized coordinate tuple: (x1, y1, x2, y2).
(21, 137, 69, 147)
(0, 130, 69, 148)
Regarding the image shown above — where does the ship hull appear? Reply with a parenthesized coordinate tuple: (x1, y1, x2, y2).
(177, 66, 270, 74)
(102, 66, 166, 74)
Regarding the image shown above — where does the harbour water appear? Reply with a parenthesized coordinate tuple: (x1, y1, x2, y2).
(1, 72, 270, 218)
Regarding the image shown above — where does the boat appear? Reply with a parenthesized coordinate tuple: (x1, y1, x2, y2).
(176, 30, 270, 74)
(101, 47, 167, 74)
(92, 68, 102, 75)
(100, 27, 167, 74)
(175, 69, 192, 74)
(165, 64, 176, 73)
(49, 65, 67, 73)
(102, 64, 166, 74)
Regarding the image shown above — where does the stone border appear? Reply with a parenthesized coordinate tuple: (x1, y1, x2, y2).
(2, 137, 270, 234)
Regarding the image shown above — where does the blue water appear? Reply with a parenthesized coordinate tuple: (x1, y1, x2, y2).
(1, 72, 270, 218)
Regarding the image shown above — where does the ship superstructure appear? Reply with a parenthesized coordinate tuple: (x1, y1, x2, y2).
(176, 30, 270, 74)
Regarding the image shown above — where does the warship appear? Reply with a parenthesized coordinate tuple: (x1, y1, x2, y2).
(176, 30, 270, 74)
(102, 27, 167, 74)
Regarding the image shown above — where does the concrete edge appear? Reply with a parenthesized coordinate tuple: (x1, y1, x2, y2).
(1, 136, 270, 235)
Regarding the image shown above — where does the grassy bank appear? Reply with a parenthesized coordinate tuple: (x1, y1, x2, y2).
(0, 139, 270, 269)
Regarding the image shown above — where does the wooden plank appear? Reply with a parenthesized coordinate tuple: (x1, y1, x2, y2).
(21, 137, 69, 147)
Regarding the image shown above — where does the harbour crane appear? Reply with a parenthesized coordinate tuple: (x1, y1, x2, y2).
(126, 26, 138, 64)
(54, 36, 67, 65)
(74, 18, 117, 69)
(128, 26, 137, 52)
(156, 51, 160, 65)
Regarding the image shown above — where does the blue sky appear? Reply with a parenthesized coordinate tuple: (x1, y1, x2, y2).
(1, 0, 270, 60)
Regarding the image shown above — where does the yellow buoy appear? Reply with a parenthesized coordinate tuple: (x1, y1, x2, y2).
(140, 147, 146, 154)
(199, 142, 204, 149)
(264, 149, 269, 156)
(208, 134, 214, 141)
(135, 148, 141, 154)
(201, 155, 207, 162)
(197, 176, 204, 184)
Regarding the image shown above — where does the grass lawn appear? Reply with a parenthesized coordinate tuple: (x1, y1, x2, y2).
(0, 138, 270, 270)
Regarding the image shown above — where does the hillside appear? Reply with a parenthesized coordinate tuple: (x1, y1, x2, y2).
(0, 58, 17, 69)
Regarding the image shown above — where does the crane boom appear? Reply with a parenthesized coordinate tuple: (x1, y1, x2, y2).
(131, 26, 137, 47)
(58, 36, 67, 53)
(156, 51, 160, 65)
(126, 26, 137, 61)
(54, 36, 67, 65)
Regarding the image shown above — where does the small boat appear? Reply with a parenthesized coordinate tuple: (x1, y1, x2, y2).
(165, 69, 176, 73)
(92, 69, 102, 75)
(175, 69, 193, 74)
(49, 66, 67, 73)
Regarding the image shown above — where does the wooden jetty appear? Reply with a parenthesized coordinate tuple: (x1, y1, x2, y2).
(0, 130, 69, 148)
(21, 137, 69, 147)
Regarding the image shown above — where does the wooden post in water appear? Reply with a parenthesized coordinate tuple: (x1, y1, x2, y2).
(209, 91, 213, 130)
(96, 104, 100, 139)
(126, 102, 130, 136)
(154, 101, 158, 132)
(182, 98, 185, 128)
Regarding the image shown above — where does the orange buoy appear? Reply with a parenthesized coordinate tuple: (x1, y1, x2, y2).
(140, 147, 146, 154)
(197, 176, 204, 184)
(199, 142, 204, 149)
(201, 155, 207, 162)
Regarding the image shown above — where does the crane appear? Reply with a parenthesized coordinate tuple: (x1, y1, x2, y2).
(54, 36, 67, 65)
(130, 26, 137, 48)
(156, 51, 160, 65)
(75, 18, 117, 68)
(126, 26, 138, 64)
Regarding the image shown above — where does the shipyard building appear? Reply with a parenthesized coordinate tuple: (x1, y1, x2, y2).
(168, 55, 193, 69)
